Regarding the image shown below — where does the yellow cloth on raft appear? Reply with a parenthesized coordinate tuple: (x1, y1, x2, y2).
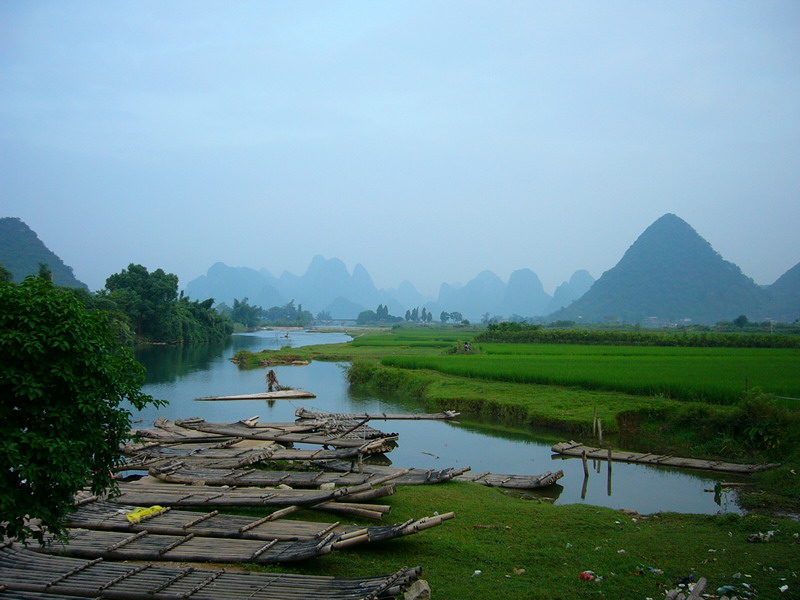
(126, 505, 165, 524)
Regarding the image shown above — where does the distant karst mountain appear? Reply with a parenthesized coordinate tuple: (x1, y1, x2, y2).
(185, 259, 571, 321)
(549, 213, 771, 324)
(186, 256, 386, 319)
(184, 214, 794, 324)
(767, 262, 800, 323)
(0, 217, 87, 289)
(544, 269, 595, 315)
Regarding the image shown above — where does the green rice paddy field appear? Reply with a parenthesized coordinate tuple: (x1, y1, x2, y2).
(381, 343, 800, 406)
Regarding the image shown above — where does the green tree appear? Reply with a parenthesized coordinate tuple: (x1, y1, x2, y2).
(0, 263, 12, 283)
(440, 311, 450, 323)
(103, 264, 179, 339)
(37, 262, 53, 281)
(356, 309, 378, 324)
(0, 277, 163, 543)
(733, 314, 749, 329)
(232, 297, 263, 329)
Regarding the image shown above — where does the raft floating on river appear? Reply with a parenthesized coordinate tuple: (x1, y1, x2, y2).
(551, 441, 780, 473)
(196, 390, 316, 401)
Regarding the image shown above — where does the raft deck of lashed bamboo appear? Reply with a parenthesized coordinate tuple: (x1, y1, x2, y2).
(295, 407, 461, 420)
(149, 460, 417, 488)
(106, 478, 395, 509)
(150, 460, 467, 487)
(317, 460, 563, 490)
(314, 460, 471, 485)
(66, 499, 454, 546)
(35, 527, 348, 564)
(551, 441, 781, 473)
(132, 416, 233, 444)
(455, 469, 564, 489)
(0, 543, 422, 600)
(196, 390, 316, 401)
(175, 417, 399, 451)
(118, 441, 369, 472)
(116, 446, 276, 472)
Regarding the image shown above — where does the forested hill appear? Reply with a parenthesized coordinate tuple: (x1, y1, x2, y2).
(0, 217, 87, 289)
(768, 261, 800, 323)
(549, 213, 771, 325)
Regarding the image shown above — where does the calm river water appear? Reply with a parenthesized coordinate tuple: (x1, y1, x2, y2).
(134, 330, 743, 515)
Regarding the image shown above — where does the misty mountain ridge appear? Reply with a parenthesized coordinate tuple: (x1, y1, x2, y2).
(184, 256, 592, 321)
(0, 217, 87, 289)
(184, 211, 798, 324)
(4, 215, 795, 324)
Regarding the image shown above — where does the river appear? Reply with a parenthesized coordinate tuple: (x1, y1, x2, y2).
(133, 329, 743, 515)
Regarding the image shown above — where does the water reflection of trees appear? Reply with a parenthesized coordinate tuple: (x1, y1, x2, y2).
(135, 340, 231, 384)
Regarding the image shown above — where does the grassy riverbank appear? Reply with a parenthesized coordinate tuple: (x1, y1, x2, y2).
(244, 327, 800, 509)
(246, 483, 800, 599)
(224, 326, 800, 597)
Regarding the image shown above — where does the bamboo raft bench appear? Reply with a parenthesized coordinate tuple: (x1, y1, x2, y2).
(0, 543, 422, 599)
(455, 469, 564, 489)
(551, 441, 781, 473)
(67, 498, 454, 546)
(175, 417, 399, 452)
(196, 390, 316, 401)
(295, 407, 461, 421)
(313, 460, 471, 485)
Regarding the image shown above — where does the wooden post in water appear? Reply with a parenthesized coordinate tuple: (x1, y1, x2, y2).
(597, 419, 603, 445)
(607, 447, 613, 472)
(581, 450, 589, 477)
(592, 406, 598, 437)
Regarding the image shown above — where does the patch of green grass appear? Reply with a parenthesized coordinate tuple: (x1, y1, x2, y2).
(245, 483, 800, 599)
(383, 344, 800, 405)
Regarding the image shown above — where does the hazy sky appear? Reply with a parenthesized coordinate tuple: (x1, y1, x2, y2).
(2, 1, 798, 297)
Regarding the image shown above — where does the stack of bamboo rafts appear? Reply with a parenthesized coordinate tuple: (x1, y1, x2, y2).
(0, 542, 424, 600)
(125, 412, 564, 491)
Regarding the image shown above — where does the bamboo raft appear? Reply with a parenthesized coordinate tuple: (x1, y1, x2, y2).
(149, 461, 417, 488)
(132, 417, 233, 444)
(196, 390, 316, 401)
(105, 479, 395, 509)
(36, 527, 351, 565)
(317, 461, 563, 490)
(175, 417, 399, 451)
(66, 499, 454, 545)
(455, 469, 564, 489)
(295, 407, 461, 421)
(551, 441, 781, 473)
(117, 446, 276, 472)
(313, 460, 471, 485)
(121, 440, 368, 471)
(0, 543, 422, 599)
